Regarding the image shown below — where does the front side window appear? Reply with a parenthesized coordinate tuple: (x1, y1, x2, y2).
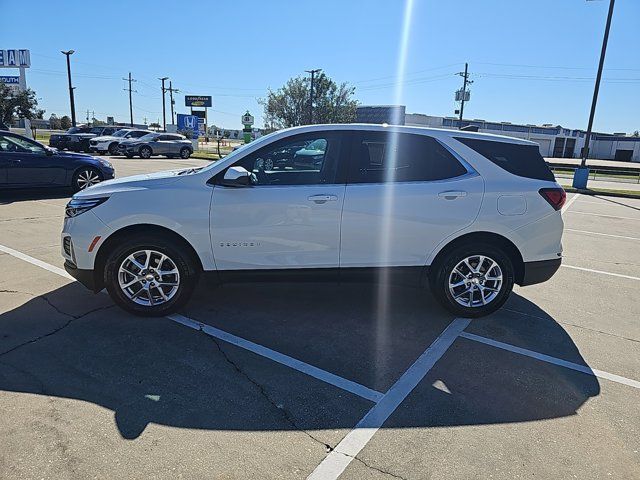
(128, 131, 148, 138)
(0, 134, 45, 154)
(348, 132, 468, 184)
(139, 133, 158, 141)
(112, 129, 130, 137)
(229, 133, 342, 186)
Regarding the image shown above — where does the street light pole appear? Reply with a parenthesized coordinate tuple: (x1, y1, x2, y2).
(573, 0, 615, 189)
(159, 77, 169, 132)
(61, 50, 77, 127)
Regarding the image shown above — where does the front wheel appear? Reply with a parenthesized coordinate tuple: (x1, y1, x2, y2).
(72, 167, 103, 192)
(430, 243, 514, 318)
(108, 142, 120, 155)
(104, 235, 199, 316)
(139, 146, 152, 159)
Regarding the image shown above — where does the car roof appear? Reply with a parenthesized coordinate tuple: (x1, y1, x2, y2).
(276, 123, 538, 146)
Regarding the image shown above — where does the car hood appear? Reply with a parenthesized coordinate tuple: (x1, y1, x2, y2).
(74, 169, 184, 198)
(55, 150, 98, 160)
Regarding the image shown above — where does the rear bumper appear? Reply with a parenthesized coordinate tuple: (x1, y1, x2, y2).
(519, 258, 561, 286)
(64, 261, 100, 292)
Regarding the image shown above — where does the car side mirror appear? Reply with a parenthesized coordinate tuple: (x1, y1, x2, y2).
(45, 147, 55, 156)
(219, 166, 251, 187)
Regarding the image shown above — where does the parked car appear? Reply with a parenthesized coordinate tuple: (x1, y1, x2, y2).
(0, 131, 114, 191)
(50, 125, 125, 153)
(61, 124, 564, 317)
(117, 133, 193, 159)
(89, 129, 151, 155)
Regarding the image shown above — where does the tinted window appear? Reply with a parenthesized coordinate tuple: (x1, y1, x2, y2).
(229, 133, 342, 186)
(129, 131, 148, 138)
(0, 134, 45, 154)
(349, 132, 467, 183)
(455, 137, 555, 181)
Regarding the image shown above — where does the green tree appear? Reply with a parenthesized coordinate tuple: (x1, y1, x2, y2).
(49, 114, 62, 130)
(0, 82, 45, 125)
(149, 122, 161, 131)
(60, 115, 72, 130)
(260, 71, 357, 129)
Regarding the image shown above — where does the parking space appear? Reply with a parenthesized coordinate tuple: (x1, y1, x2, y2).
(1, 167, 639, 478)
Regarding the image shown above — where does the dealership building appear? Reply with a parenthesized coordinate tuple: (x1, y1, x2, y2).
(356, 105, 640, 162)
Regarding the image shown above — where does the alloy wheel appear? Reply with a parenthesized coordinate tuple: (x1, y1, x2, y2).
(76, 169, 101, 190)
(448, 255, 503, 308)
(118, 249, 180, 307)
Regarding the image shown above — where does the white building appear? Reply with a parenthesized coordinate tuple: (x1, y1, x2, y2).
(356, 106, 640, 162)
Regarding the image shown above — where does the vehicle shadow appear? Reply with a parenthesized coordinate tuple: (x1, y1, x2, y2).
(0, 281, 600, 440)
(0, 188, 72, 205)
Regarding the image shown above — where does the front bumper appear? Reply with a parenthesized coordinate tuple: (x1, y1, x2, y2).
(64, 261, 99, 291)
(520, 258, 561, 286)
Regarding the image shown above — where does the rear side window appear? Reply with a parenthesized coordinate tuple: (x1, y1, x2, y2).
(455, 137, 555, 181)
(349, 132, 468, 184)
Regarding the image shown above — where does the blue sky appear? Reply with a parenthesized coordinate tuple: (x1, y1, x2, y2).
(2, 0, 638, 132)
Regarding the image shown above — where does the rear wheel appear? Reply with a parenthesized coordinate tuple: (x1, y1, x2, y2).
(72, 167, 103, 192)
(104, 234, 199, 316)
(179, 147, 191, 159)
(140, 146, 152, 159)
(430, 243, 514, 318)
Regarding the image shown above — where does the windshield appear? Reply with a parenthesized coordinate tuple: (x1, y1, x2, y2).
(112, 129, 130, 137)
(90, 127, 104, 134)
(67, 127, 82, 134)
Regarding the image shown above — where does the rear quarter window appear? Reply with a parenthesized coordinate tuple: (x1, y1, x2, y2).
(455, 137, 555, 182)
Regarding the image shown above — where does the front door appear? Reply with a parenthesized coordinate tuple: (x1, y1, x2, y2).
(210, 131, 348, 271)
(1, 133, 65, 186)
(340, 131, 484, 268)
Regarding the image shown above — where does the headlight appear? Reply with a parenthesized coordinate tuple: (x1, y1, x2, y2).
(98, 158, 113, 168)
(65, 197, 109, 218)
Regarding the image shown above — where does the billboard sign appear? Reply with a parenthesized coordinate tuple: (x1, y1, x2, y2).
(0, 49, 30, 68)
(185, 95, 212, 107)
(0, 75, 20, 93)
(177, 114, 199, 137)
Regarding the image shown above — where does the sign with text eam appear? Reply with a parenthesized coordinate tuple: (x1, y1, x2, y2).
(0, 50, 30, 68)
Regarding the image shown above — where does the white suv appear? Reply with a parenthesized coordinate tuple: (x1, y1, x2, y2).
(61, 124, 565, 317)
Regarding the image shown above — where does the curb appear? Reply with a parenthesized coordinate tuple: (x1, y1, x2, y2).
(562, 186, 640, 200)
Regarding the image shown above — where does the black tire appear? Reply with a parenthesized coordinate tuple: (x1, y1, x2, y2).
(139, 146, 152, 159)
(429, 243, 514, 318)
(108, 142, 120, 155)
(104, 234, 199, 317)
(72, 167, 103, 192)
(179, 147, 191, 159)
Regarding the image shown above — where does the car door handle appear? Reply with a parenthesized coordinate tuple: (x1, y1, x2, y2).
(308, 194, 338, 203)
(438, 190, 467, 199)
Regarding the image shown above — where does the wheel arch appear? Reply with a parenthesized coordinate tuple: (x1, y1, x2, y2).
(139, 144, 153, 156)
(92, 224, 204, 291)
(429, 231, 525, 285)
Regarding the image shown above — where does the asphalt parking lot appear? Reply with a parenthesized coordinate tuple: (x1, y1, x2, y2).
(1, 156, 639, 479)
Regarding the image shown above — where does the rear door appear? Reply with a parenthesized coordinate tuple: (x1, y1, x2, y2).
(340, 131, 484, 268)
(210, 131, 348, 271)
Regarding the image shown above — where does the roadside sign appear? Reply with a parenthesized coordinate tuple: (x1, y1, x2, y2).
(0, 49, 30, 68)
(0, 75, 20, 93)
(177, 114, 200, 138)
(185, 95, 212, 107)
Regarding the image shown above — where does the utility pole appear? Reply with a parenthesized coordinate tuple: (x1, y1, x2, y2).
(167, 81, 179, 125)
(123, 72, 137, 126)
(86, 109, 90, 125)
(61, 50, 77, 127)
(574, 0, 615, 189)
(456, 63, 472, 128)
(305, 69, 321, 124)
(159, 77, 169, 132)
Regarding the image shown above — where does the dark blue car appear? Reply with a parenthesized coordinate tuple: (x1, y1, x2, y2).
(0, 131, 114, 192)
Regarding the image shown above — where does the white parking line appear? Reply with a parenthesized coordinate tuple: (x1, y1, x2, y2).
(0, 242, 383, 403)
(561, 264, 640, 281)
(0, 244, 73, 280)
(459, 332, 640, 390)
(567, 211, 640, 221)
(564, 228, 640, 241)
(168, 314, 384, 403)
(307, 318, 471, 480)
(561, 193, 580, 215)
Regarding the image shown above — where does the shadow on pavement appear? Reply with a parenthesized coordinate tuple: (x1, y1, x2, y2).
(0, 281, 600, 440)
(0, 188, 72, 205)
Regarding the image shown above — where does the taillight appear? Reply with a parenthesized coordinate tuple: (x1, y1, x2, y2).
(539, 187, 566, 211)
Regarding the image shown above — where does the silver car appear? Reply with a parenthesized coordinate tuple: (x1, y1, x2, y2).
(117, 133, 194, 159)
